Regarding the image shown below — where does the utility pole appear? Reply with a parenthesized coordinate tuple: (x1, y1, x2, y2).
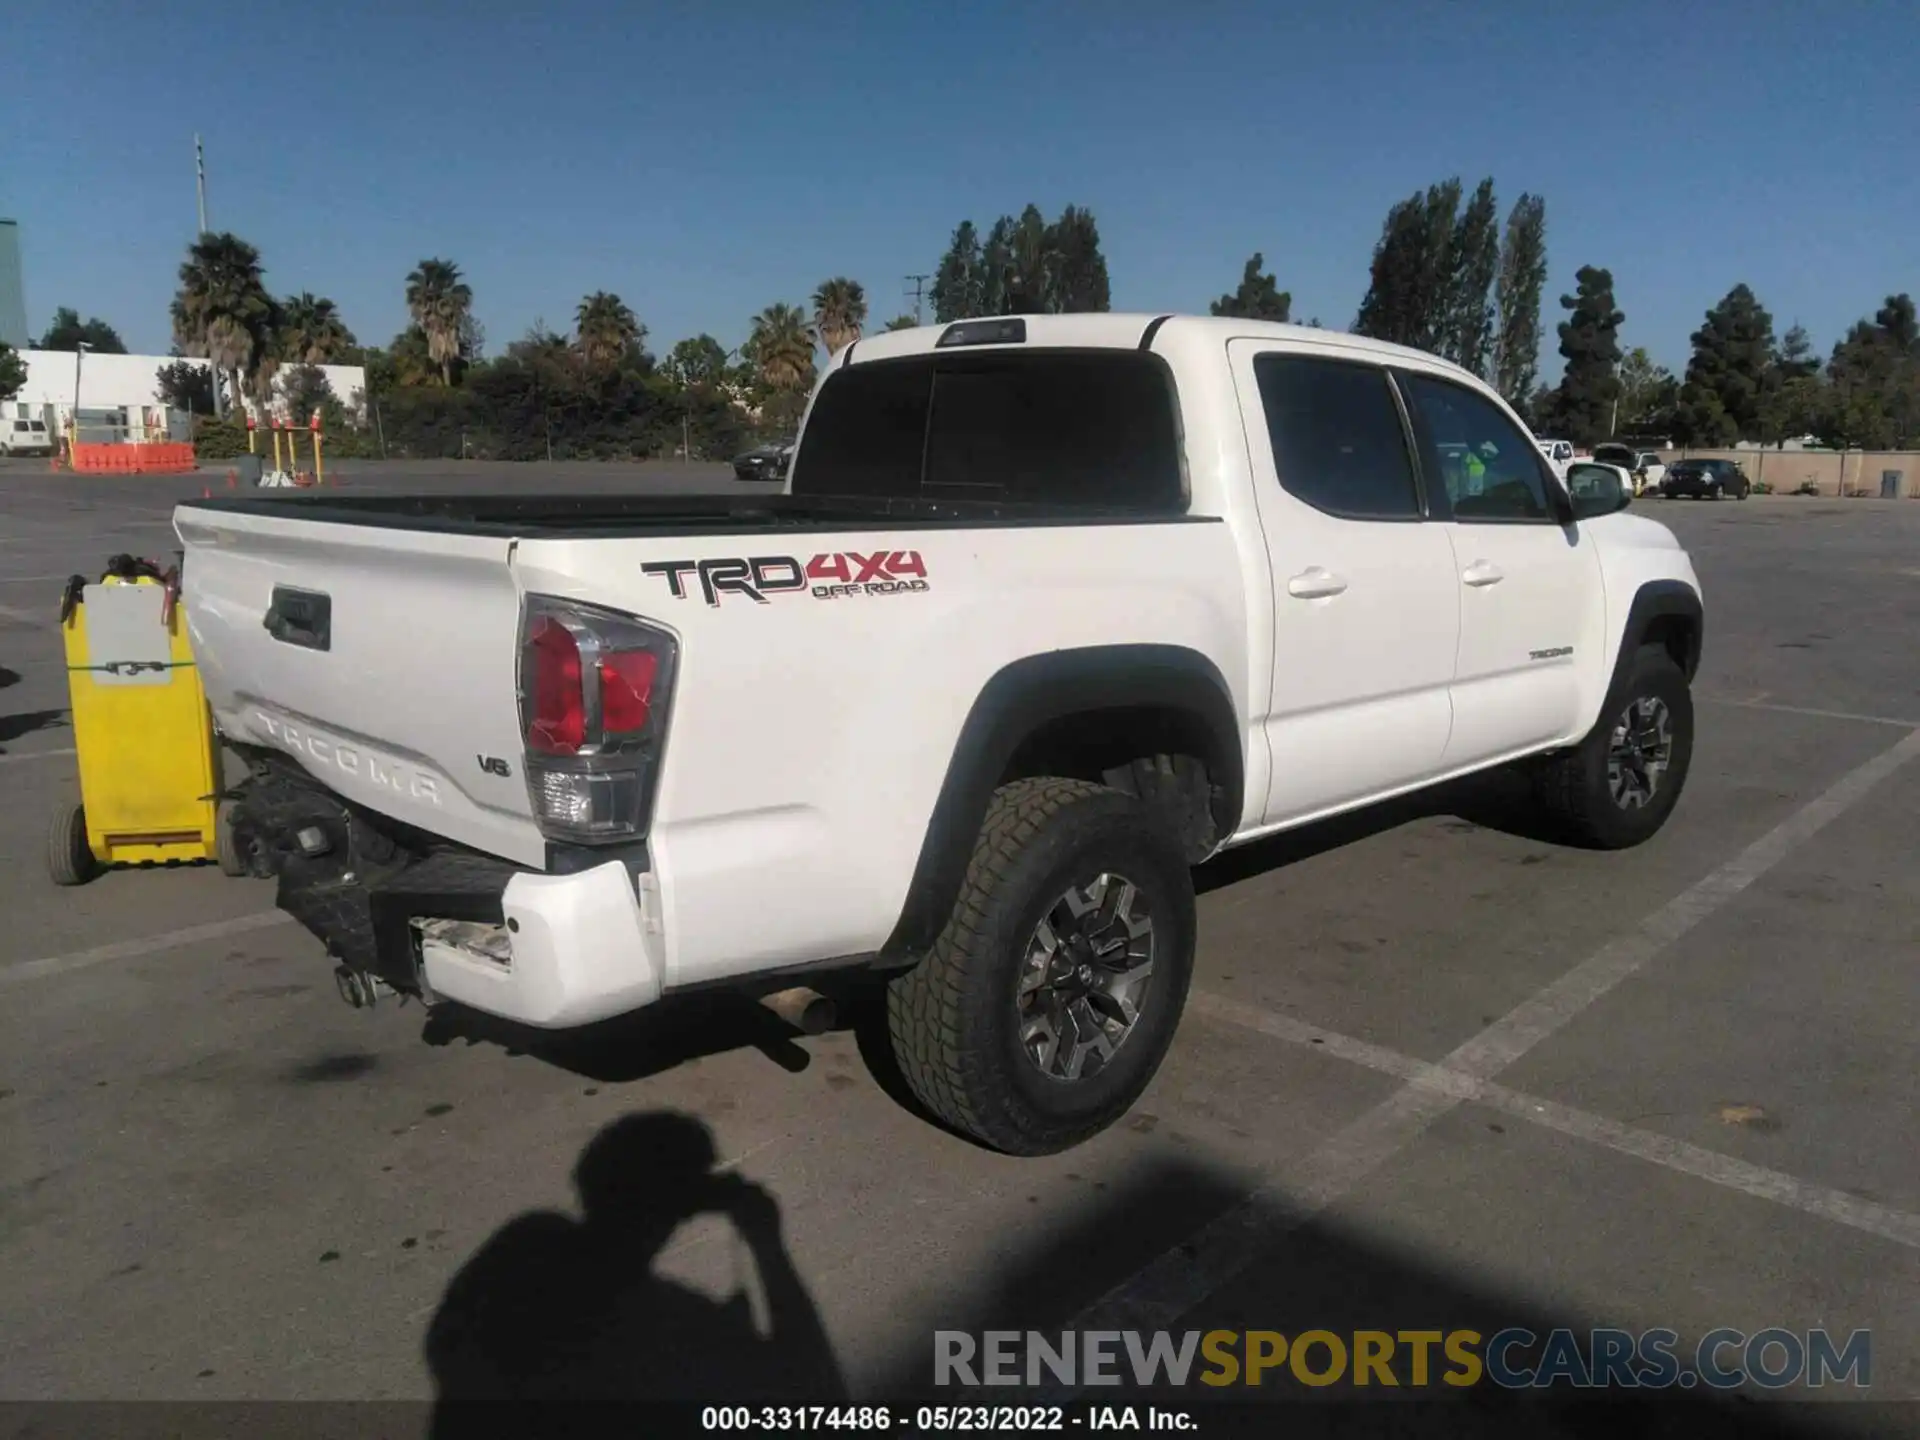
(70, 341, 91, 457)
(195, 135, 208, 234)
(905, 274, 931, 326)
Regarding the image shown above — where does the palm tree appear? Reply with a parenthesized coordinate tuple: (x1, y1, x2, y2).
(278, 293, 357, 363)
(389, 326, 439, 388)
(575, 291, 642, 370)
(404, 258, 473, 386)
(747, 303, 816, 394)
(170, 232, 274, 418)
(810, 277, 867, 357)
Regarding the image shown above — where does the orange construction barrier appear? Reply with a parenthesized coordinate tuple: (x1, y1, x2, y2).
(67, 443, 198, 475)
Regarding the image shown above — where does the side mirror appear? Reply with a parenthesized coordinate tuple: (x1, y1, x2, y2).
(1566, 463, 1631, 521)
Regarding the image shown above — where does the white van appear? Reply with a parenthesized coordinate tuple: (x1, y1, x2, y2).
(0, 417, 53, 457)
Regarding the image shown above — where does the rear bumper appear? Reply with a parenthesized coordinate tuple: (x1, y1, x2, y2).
(1663, 477, 1717, 497)
(233, 761, 664, 1028)
(421, 860, 662, 1026)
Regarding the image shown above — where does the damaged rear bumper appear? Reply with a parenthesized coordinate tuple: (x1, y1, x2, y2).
(231, 757, 664, 1028)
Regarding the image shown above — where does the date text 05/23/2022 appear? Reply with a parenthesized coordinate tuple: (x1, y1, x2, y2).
(700, 1405, 1190, 1432)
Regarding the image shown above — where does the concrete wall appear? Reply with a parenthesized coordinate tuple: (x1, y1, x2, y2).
(1655, 448, 1919, 498)
(8, 351, 367, 428)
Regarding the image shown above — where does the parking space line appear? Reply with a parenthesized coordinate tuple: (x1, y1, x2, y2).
(1699, 695, 1920, 729)
(0, 602, 43, 625)
(2, 912, 296, 987)
(1044, 726, 1920, 1378)
(0, 746, 76, 766)
(1192, 991, 1920, 1251)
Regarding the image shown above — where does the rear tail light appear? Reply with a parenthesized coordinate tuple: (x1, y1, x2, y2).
(517, 596, 678, 844)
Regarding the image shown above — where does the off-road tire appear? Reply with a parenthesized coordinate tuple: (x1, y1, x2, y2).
(884, 777, 1196, 1156)
(1533, 645, 1693, 849)
(48, 802, 99, 886)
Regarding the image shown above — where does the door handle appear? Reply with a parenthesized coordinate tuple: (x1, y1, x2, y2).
(1286, 567, 1348, 599)
(1461, 561, 1504, 588)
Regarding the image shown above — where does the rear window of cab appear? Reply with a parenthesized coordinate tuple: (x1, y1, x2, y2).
(789, 351, 1186, 510)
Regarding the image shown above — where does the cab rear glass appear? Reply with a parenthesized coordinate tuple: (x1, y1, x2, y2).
(789, 351, 1186, 510)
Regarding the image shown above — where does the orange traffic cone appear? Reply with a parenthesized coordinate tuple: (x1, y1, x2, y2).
(201, 484, 211, 499)
(226, 468, 237, 489)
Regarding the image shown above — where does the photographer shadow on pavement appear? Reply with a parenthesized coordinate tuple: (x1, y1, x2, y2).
(426, 1111, 845, 1432)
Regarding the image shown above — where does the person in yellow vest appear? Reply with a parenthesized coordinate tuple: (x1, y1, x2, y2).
(1460, 442, 1487, 497)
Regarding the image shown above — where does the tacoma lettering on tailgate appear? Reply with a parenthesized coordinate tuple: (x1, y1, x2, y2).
(255, 712, 442, 805)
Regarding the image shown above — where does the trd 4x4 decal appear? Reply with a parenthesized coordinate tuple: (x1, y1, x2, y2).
(642, 551, 930, 608)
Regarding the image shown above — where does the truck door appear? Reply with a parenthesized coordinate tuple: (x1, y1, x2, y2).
(1228, 341, 1460, 823)
(1394, 369, 1600, 768)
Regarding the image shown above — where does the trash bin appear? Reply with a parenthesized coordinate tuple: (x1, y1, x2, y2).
(46, 555, 245, 885)
(231, 452, 264, 487)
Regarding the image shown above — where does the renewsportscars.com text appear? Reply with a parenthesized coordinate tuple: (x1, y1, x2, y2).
(934, 1327, 1872, 1391)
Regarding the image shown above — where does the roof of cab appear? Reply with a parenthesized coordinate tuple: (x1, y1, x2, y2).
(840, 311, 1480, 384)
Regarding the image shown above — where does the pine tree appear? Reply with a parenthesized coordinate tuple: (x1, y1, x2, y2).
(1210, 254, 1292, 322)
(1760, 323, 1822, 444)
(1493, 194, 1549, 407)
(1443, 178, 1499, 375)
(1354, 179, 1462, 352)
(1821, 295, 1920, 448)
(930, 222, 986, 323)
(1674, 284, 1775, 445)
(1410, 179, 1462, 354)
(1551, 266, 1625, 446)
(1354, 195, 1425, 344)
(1002, 205, 1052, 315)
(1044, 206, 1111, 313)
(979, 217, 1014, 317)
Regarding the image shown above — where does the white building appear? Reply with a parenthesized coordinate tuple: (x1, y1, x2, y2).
(7, 349, 367, 438)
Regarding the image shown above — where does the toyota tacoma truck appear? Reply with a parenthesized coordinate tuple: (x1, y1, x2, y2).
(172, 314, 1704, 1156)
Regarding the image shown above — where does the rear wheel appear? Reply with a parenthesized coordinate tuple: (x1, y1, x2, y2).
(1533, 645, 1694, 849)
(47, 802, 100, 886)
(884, 777, 1196, 1155)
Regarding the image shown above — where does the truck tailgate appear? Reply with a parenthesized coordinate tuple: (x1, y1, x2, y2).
(175, 504, 547, 868)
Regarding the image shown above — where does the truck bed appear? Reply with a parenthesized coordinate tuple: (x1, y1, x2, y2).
(177, 490, 1198, 539)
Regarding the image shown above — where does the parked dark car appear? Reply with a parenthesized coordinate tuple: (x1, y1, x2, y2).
(732, 441, 793, 483)
(1663, 458, 1751, 500)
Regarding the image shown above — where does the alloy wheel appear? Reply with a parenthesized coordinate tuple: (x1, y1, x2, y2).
(1607, 697, 1674, 810)
(1016, 872, 1156, 1082)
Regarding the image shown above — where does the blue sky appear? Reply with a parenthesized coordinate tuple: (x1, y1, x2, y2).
(4, 0, 1912, 375)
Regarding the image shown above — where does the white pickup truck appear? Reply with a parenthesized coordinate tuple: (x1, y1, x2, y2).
(174, 314, 1705, 1155)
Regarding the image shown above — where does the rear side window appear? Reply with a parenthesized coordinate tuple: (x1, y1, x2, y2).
(1252, 354, 1420, 519)
(789, 352, 1184, 509)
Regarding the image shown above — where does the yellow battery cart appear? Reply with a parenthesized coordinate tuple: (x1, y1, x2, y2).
(47, 558, 246, 885)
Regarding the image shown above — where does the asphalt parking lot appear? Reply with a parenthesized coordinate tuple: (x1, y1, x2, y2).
(2, 459, 1916, 1432)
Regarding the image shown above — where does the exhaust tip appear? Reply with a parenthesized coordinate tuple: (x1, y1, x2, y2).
(759, 985, 836, 1036)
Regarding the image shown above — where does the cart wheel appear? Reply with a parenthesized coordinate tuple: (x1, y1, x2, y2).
(48, 803, 100, 887)
(214, 802, 249, 878)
